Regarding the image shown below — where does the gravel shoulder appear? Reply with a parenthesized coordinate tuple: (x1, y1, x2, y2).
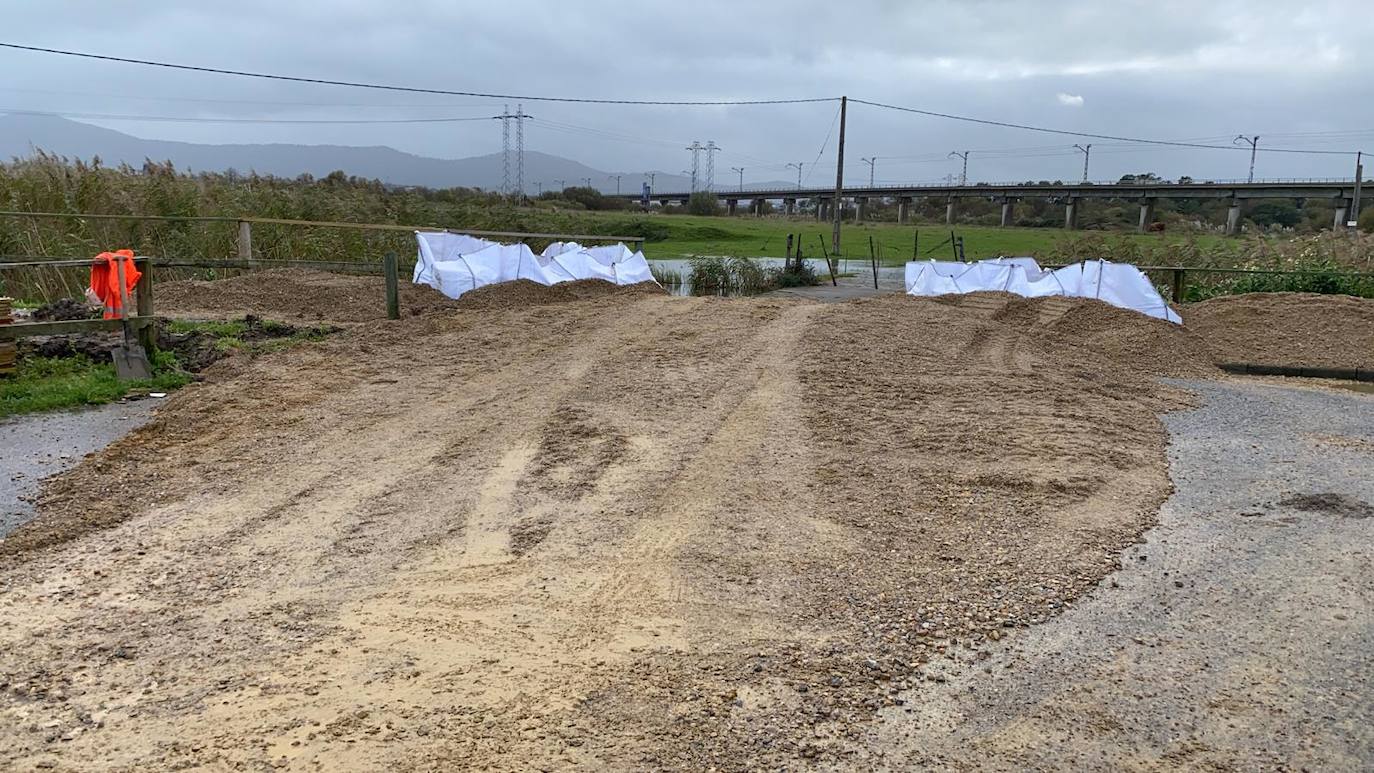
(865, 377, 1374, 770)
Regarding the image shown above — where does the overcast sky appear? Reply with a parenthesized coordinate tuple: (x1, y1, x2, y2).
(3, 1, 1371, 186)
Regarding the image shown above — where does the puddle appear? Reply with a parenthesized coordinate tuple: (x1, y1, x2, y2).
(1, 401, 158, 537)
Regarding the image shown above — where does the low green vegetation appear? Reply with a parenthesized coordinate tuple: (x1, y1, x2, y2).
(686, 256, 821, 295)
(0, 350, 190, 418)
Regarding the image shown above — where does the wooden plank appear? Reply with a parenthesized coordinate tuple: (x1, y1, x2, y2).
(0, 317, 155, 340)
(0, 257, 151, 269)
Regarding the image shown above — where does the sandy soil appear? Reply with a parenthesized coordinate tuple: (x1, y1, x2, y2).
(0, 288, 1213, 769)
(1184, 292, 1374, 369)
(157, 269, 665, 324)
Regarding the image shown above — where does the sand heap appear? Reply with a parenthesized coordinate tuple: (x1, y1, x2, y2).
(1, 288, 1219, 770)
(157, 268, 464, 323)
(158, 269, 665, 322)
(1184, 292, 1374, 369)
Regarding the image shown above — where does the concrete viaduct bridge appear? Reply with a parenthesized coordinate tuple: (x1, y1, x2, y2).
(611, 179, 1362, 234)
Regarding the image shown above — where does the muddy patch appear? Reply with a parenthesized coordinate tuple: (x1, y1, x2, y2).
(1279, 492, 1374, 519)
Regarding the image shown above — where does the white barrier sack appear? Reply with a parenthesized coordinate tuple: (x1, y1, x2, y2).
(416, 231, 659, 300)
(904, 257, 1180, 323)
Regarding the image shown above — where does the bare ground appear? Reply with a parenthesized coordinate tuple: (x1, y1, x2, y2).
(0, 290, 1213, 769)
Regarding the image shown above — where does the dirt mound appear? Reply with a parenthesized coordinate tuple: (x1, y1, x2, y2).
(158, 268, 463, 323)
(1184, 292, 1374, 369)
(159, 269, 666, 322)
(455, 278, 665, 310)
(929, 291, 1216, 378)
(0, 289, 1209, 769)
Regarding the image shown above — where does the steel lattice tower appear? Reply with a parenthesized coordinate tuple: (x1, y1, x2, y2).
(686, 141, 702, 192)
(515, 103, 525, 199)
(501, 104, 512, 196)
(704, 141, 720, 192)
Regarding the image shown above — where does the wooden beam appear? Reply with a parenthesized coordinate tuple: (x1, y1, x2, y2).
(0, 317, 155, 340)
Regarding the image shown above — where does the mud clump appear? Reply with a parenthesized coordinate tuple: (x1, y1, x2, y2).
(454, 278, 665, 311)
(1184, 292, 1374, 369)
(1279, 492, 1374, 519)
(32, 298, 98, 322)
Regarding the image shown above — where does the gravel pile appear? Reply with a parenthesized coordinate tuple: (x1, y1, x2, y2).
(1184, 292, 1374, 369)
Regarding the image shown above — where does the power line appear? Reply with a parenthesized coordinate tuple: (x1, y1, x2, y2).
(0, 42, 837, 106)
(0, 107, 496, 125)
(850, 97, 1359, 156)
(0, 85, 501, 109)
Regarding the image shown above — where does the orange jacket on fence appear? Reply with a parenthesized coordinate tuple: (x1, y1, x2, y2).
(90, 249, 141, 319)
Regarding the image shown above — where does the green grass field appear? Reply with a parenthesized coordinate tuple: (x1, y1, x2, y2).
(578, 212, 1231, 265)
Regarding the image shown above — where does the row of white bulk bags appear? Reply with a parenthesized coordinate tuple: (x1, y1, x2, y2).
(415, 231, 659, 300)
(904, 257, 1180, 323)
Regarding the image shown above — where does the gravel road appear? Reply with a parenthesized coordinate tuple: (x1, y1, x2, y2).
(1, 401, 158, 538)
(867, 378, 1374, 770)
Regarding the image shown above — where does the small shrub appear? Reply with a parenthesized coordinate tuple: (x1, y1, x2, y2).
(686, 192, 721, 216)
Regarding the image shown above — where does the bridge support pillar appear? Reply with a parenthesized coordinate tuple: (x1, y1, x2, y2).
(1138, 200, 1155, 233)
(1064, 198, 1079, 230)
(1334, 199, 1352, 229)
(815, 199, 826, 221)
(726, 199, 738, 216)
(658, 198, 670, 209)
(945, 199, 957, 225)
(855, 197, 868, 223)
(784, 197, 796, 215)
(1225, 200, 1242, 236)
(897, 197, 911, 225)
(1000, 199, 1014, 227)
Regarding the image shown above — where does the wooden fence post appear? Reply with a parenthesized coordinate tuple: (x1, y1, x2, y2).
(1171, 268, 1185, 304)
(383, 252, 400, 320)
(238, 220, 254, 265)
(136, 259, 155, 352)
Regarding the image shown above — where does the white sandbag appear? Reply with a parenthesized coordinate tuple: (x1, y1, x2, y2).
(904, 257, 1180, 323)
(415, 231, 659, 300)
(414, 231, 497, 285)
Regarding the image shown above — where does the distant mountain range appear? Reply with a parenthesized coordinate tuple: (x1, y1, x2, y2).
(0, 114, 791, 195)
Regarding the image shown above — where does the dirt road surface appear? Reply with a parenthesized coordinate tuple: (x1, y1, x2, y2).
(866, 378, 1374, 770)
(0, 287, 1264, 770)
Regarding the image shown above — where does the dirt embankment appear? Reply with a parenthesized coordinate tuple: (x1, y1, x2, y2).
(0, 290, 1212, 770)
(157, 268, 663, 323)
(1184, 292, 1374, 370)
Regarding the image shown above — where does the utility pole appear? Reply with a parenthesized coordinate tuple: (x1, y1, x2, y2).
(1234, 135, 1259, 183)
(646, 172, 656, 192)
(686, 141, 703, 192)
(608, 174, 622, 195)
(1352, 150, 1364, 230)
(580, 177, 592, 188)
(731, 166, 744, 192)
(948, 150, 970, 186)
(554, 179, 565, 191)
(1073, 143, 1091, 183)
(861, 156, 877, 187)
(787, 162, 803, 189)
(704, 141, 720, 191)
(832, 95, 847, 257)
(535, 181, 542, 196)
